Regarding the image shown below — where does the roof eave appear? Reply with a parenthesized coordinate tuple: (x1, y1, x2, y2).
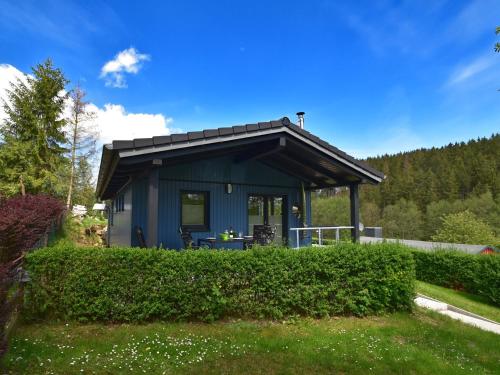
(95, 144, 117, 200)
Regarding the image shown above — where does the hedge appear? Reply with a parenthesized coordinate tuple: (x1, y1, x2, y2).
(412, 249, 500, 306)
(24, 243, 415, 322)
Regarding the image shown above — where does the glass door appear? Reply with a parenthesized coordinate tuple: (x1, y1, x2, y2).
(248, 195, 287, 245)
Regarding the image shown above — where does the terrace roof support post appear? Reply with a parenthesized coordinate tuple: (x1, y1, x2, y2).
(147, 168, 159, 248)
(350, 183, 360, 243)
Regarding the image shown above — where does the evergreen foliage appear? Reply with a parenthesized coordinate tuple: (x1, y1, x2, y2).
(0, 59, 97, 209)
(0, 59, 69, 197)
(362, 134, 500, 208)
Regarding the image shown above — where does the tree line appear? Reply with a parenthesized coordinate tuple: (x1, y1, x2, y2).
(0, 59, 98, 208)
(313, 134, 500, 245)
(362, 134, 500, 210)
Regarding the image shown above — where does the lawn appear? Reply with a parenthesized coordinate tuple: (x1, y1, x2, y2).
(2, 309, 499, 375)
(416, 281, 500, 322)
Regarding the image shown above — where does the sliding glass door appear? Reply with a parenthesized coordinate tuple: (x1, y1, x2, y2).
(248, 195, 287, 245)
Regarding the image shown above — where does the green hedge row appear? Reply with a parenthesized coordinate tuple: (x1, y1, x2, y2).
(411, 250, 500, 306)
(24, 243, 415, 322)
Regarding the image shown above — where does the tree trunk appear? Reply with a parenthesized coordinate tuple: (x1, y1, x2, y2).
(19, 175, 25, 196)
(66, 115, 78, 209)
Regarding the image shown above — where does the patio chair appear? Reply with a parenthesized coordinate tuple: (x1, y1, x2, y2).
(179, 227, 199, 249)
(134, 226, 147, 248)
(252, 224, 276, 246)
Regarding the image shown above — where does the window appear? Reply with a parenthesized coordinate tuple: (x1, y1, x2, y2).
(114, 194, 125, 213)
(180, 191, 209, 231)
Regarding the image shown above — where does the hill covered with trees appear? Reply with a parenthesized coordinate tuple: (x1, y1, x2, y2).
(313, 134, 500, 244)
(362, 134, 500, 210)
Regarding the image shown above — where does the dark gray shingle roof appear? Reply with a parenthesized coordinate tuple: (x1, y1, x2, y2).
(108, 116, 384, 179)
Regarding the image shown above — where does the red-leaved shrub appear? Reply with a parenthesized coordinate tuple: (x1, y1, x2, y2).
(0, 194, 65, 262)
(0, 194, 65, 356)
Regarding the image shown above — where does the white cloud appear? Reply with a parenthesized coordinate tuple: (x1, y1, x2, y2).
(100, 47, 150, 88)
(0, 64, 28, 120)
(91, 103, 173, 144)
(0, 64, 176, 146)
(446, 55, 495, 86)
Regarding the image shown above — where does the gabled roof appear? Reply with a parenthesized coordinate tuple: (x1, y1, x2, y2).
(96, 116, 384, 199)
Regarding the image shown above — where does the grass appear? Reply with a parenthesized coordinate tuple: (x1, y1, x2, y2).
(2, 309, 500, 375)
(416, 281, 500, 323)
(81, 215, 107, 227)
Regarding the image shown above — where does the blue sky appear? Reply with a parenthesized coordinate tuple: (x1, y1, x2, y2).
(0, 0, 499, 158)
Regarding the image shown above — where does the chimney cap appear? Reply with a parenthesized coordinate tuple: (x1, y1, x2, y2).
(296, 111, 305, 116)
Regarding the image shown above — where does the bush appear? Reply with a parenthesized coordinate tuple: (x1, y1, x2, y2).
(412, 249, 500, 306)
(431, 210, 497, 245)
(24, 243, 415, 322)
(475, 255, 500, 305)
(0, 194, 64, 356)
(0, 194, 65, 262)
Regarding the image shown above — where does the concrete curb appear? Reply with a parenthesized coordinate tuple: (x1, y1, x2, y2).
(416, 293, 499, 325)
(415, 293, 500, 334)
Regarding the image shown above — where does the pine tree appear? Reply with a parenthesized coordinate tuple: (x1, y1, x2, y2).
(0, 59, 69, 196)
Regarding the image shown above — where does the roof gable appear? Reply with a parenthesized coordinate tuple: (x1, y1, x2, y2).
(96, 117, 384, 199)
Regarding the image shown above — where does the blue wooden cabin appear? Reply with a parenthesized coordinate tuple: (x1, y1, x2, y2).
(95, 115, 384, 249)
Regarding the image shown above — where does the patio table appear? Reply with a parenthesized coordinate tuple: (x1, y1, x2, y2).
(198, 237, 254, 249)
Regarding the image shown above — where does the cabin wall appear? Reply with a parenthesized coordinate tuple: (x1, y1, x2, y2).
(156, 156, 309, 249)
(131, 177, 149, 247)
(109, 186, 132, 247)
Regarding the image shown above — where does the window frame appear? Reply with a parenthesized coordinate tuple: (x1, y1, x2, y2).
(180, 190, 210, 232)
(115, 194, 125, 213)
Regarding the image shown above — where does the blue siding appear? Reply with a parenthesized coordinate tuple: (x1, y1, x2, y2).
(131, 178, 149, 247)
(156, 156, 308, 249)
(158, 156, 298, 187)
(109, 186, 132, 246)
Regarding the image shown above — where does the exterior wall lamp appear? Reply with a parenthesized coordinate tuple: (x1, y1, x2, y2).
(292, 203, 301, 218)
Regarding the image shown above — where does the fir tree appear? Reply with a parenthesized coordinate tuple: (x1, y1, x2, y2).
(0, 59, 69, 196)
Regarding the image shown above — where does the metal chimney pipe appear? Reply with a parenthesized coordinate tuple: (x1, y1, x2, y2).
(296, 111, 305, 129)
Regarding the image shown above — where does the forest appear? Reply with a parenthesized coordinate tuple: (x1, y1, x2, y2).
(313, 134, 500, 245)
